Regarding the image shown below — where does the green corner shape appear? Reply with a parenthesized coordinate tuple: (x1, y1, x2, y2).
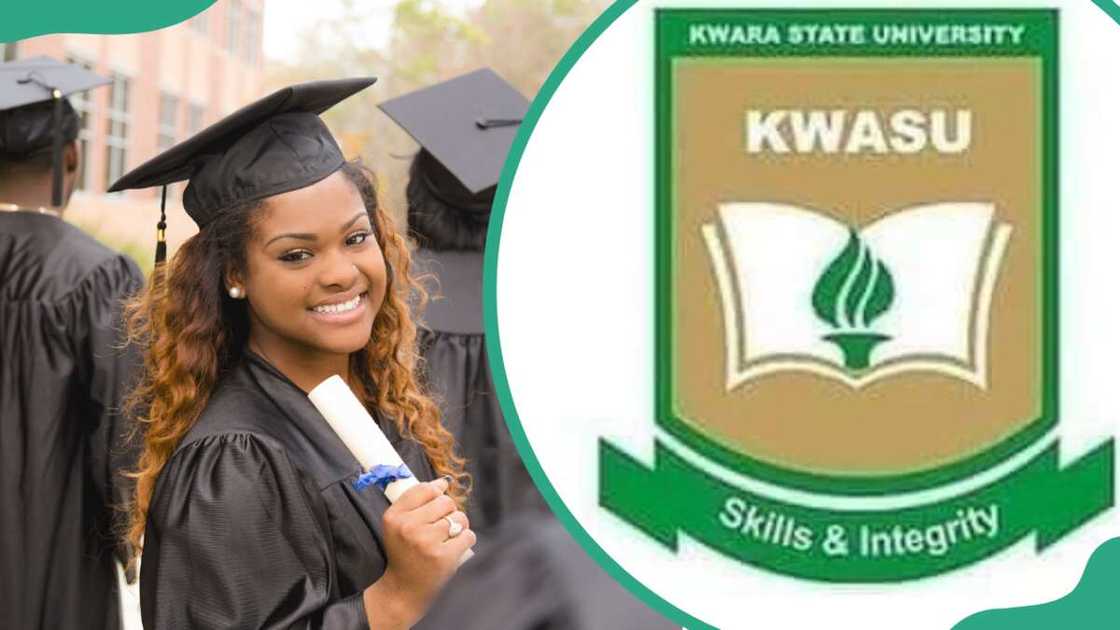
(954, 537, 1120, 629)
(1, 0, 214, 41)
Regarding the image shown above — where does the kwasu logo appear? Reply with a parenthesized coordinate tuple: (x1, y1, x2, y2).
(599, 8, 1114, 582)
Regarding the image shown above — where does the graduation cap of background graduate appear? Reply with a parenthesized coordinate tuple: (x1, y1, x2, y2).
(0, 56, 110, 207)
(379, 68, 529, 213)
(108, 77, 376, 264)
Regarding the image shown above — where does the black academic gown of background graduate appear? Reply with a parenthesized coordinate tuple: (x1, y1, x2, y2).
(417, 515, 678, 630)
(414, 248, 547, 535)
(0, 212, 143, 630)
(139, 351, 436, 630)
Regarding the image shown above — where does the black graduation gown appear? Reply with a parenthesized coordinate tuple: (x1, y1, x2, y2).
(411, 253, 675, 629)
(139, 351, 436, 630)
(417, 515, 678, 630)
(0, 212, 143, 630)
(414, 248, 547, 535)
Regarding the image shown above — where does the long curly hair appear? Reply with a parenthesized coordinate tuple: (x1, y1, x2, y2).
(122, 161, 464, 563)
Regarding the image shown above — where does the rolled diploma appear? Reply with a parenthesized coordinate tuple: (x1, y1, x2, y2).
(308, 375, 474, 561)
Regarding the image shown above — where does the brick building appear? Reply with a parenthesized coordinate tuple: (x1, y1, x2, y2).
(4, 0, 266, 259)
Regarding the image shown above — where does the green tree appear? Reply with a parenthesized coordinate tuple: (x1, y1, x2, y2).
(265, 0, 608, 224)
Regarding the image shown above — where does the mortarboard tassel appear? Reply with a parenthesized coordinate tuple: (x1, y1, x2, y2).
(155, 185, 168, 265)
(50, 88, 64, 208)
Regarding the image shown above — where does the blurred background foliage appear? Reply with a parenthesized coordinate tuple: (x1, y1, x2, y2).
(67, 0, 608, 272)
(265, 0, 608, 231)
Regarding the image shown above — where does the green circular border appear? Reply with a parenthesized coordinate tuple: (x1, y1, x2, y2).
(486, 2, 1120, 629)
(482, 2, 719, 628)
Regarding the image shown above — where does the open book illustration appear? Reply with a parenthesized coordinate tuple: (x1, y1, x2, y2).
(701, 202, 1012, 389)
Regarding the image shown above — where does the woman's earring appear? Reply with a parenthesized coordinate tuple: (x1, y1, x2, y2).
(228, 286, 244, 299)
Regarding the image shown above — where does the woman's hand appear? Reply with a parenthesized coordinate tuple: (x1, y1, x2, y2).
(364, 477, 475, 629)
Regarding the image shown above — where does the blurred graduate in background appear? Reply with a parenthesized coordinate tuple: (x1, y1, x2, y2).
(420, 514, 678, 630)
(0, 57, 143, 630)
(380, 69, 548, 536)
(383, 70, 677, 629)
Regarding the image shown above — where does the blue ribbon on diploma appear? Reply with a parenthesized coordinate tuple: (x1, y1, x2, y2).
(354, 463, 414, 492)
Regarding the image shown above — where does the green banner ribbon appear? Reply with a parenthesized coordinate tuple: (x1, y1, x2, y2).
(600, 439, 1114, 582)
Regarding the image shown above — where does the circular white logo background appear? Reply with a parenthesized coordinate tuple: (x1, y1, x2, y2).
(490, 1, 1120, 627)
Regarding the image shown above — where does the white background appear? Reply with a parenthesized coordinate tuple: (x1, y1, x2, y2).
(494, 1, 1120, 628)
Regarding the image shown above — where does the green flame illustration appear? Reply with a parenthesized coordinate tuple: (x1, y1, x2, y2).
(811, 229, 895, 370)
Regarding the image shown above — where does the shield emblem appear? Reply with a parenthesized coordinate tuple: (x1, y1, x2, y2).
(658, 16, 1055, 494)
(600, 8, 1112, 582)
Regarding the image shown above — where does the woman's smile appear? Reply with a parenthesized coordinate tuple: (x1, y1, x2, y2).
(308, 290, 370, 324)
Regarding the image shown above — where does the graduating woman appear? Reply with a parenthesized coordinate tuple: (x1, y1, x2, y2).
(112, 78, 474, 629)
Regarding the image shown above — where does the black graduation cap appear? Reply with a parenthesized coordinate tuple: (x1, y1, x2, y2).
(0, 56, 110, 207)
(379, 68, 528, 212)
(108, 77, 376, 264)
